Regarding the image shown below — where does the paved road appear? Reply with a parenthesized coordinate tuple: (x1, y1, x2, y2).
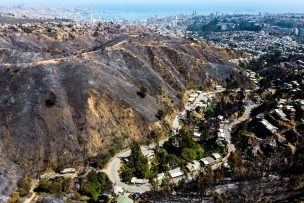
(223, 104, 259, 141)
(222, 104, 259, 160)
(102, 146, 154, 193)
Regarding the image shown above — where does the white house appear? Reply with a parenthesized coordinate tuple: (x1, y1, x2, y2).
(188, 97, 195, 102)
(154, 173, 165, 185)
(292, 81, 300, 87)
(217, 132, 226, 139)
(200, 157, 216, 166)
(60, 168, 76, 174)
(212, 153, 222, 160)
(217, 115, 224, 121)
(193, 131, 202, 138)
(113, 185, 124, 195)
(156, 173, 165, 181)
(260, 119, 278, 134)
(169, 167, 184, 178)
(274, 109, 286, 119)
(190, 93, 199, 98)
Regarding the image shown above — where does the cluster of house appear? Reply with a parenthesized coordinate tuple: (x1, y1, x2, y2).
(153, 153, 223, 185)
(282, 80, 302, 93)
(276, 98, 302, 120)
(217, 127, 229, 144)
(188, 90, 203, 103)
(257, 98, 304, 134)
(188, 91, 217, 112)
(246, 70, 259, 85)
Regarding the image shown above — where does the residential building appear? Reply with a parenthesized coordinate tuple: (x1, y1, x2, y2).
(193, 131, 201, 138)
(113, 185, 124, 195)
(217, 132, 226, 139)
(186, 160, 201, 172)
(60, 168, 76, 174)
(169, 167, 184, 178)
(200, 157, 216, 166)
(212, 153, 222, 160)
(260, 119, 278, 134)
(274, 109, 286, 119)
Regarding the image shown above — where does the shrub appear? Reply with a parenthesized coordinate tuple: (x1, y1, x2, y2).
(19, 25, 32, 33)
(35, 179, 65, 195)
(8, 192, 20, 203)
(167, 154, 182, 169)
(55, 163, 67, 173)
(194, 145, 205, 160)
(156, 109, 166, 120)
(91, 134, 124, 169)
(17, 178, 31, 197)
(137, 85, 148, 98)
(48, 181, 63, 194)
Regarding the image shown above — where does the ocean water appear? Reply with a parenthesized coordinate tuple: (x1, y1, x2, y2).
(83, 5, 258, 20)
(3, 0, 304, 20)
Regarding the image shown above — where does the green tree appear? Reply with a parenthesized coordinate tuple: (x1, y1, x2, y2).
(129, 141, 149, 178)
(120, 165, 134, 183)
(137, 85, 148, 98)
(194, 145, 205, 160)
(79, 171, 112, 201)
(36, 179, 62, 195)
(167, 154, 182, 169)
(259, 78, 272, 89)
(180, 128, 195, 149)
(157, 109, 166, 120)
(181, 148, 196, 162)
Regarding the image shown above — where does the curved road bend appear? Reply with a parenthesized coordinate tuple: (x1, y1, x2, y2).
(103, 90, 223, 193)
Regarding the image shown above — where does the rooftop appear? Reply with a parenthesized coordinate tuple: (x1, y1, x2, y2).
(169, 167, 184, 178)
(200, 157, 216, 165)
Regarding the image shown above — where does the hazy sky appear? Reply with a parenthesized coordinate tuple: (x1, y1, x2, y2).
(1, 0, 304, 14)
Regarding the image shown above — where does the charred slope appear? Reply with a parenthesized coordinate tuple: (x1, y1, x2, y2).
(0, 24, 252, 198)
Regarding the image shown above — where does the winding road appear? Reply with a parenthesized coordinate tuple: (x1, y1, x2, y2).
(103, 90, 224, 193)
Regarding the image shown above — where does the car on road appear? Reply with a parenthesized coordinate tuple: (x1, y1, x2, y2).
(121, 157, 130, 164)
(129, 193, 141, 201)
